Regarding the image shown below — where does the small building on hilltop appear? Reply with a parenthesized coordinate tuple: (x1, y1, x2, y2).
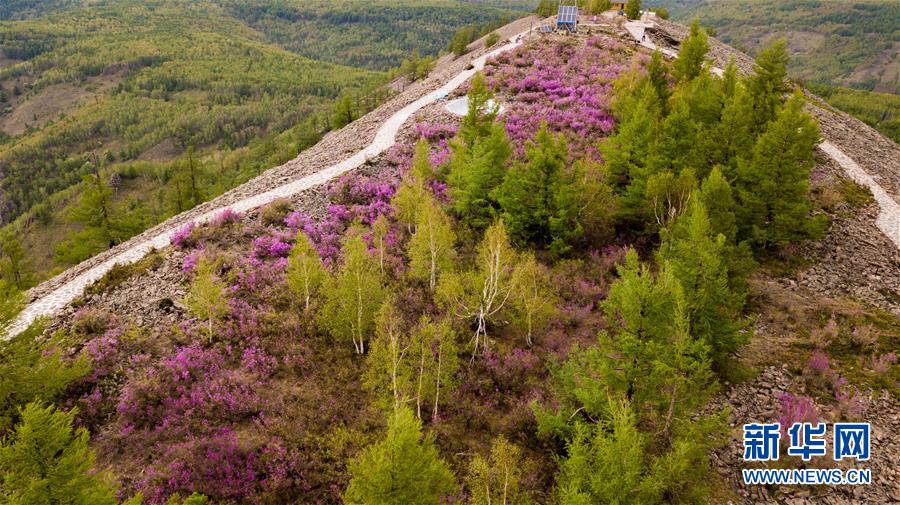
(611, 1, 627, 11)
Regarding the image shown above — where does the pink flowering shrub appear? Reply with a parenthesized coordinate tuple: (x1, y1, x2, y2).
(484, 37, 627, 159)
(116, 343, 262, 434)
(777, 393, 820, 437)
(137, 428, 290, 504)
(212, 208, 242, 228)
(182, 248, 202, 274)
(171, 222, 197, 249)
(284, 171, 397, 265)
(252, 234, 293, 260)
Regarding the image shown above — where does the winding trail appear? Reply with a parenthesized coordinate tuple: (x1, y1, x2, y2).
(4, 32, 528, 339)
(625, 18, 900, 250)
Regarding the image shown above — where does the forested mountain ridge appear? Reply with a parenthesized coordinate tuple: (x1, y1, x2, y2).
(1, 8, 897, 505)
(0, 0, 519, 281)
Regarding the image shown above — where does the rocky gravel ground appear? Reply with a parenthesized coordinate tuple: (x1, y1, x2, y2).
(707, 366, 899, 505)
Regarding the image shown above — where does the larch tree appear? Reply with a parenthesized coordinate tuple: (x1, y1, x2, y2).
(510, 252, 557, 346)
(553, 397, 652, 505)
(344, 406, 455, 505)
(408, 199, 456, 291)
(448, 121, 512, 231)
(549, 158, 618, 256)
(495, 123, 568, 246)
(658, 197, 747, 367)
(746, 39, 790, 134)
(0, 280, 23, 336)
(460, 72, 498, 145)
(0, 402, 117, 505)
(286, 232, 326, 310)
(320, 231, 385, 354)
(597, 250, 715, 425)
(646, 50, 671, 112)
(466, 436, 530, 505)
(673, 20, 709, 83)
(735, 91, 824, 248)
(184, 257, 227, 341)
(437, 220, 517, 357)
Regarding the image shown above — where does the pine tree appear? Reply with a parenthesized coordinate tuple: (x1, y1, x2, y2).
(466, 436, 530, 505)
(698, 167, 737, 241)
(735, 92, 824, 248)
(658, 197, 747, 366)
(448, 121, 511, 231)
(408, 200, 456, 291)
(510, 253, 557, 346)
(286, 232, 326, 310)
(598, 251, 715, 422)
(600, 82, 662, 215)
(495, 123, 568, 245)
(320, 231, 385, 354)
(437, 220, 517, 357)
(184, 257, 227, 341)
(673, 19, 709, 83)
(344, 407, 455, 505)
(625, 0, 641, 20)
(0, 402, 116, 505)
(549, 159, 617, 256)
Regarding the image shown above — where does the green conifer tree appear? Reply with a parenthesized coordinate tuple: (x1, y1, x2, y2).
(448, 122, 511, 231)
(673, 19, 709, 83)
(495, 123, 568, 245)
(344, 407, 455, 505)
(735, 92, 825, 248)
(0, 402, 116, 505)
(658, 197, 747, 366)
(747, 39, 790, 134)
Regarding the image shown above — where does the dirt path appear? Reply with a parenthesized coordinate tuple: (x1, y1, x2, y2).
(3, 30, 532, 339)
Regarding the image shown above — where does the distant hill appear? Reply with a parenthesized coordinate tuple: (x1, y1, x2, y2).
(649, 0, 899, 94)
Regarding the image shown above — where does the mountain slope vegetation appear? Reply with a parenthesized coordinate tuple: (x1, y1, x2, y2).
(0, 0, 520, 282)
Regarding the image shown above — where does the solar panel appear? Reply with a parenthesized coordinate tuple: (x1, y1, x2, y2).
(539, 23, 553, 33)
(557, 6, 577, 24)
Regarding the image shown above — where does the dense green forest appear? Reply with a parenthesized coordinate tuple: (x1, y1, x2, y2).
(0, 0, 521, 284)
